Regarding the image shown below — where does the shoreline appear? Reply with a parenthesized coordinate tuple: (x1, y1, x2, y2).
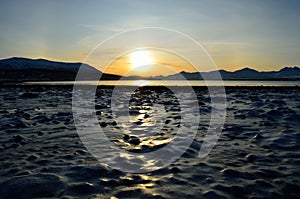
(0, 83, 299, 89)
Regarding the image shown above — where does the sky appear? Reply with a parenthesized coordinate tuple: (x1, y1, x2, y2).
(0, 0, 300, 75)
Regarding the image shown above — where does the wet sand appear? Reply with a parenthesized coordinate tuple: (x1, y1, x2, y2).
(0, 85, 299, 198)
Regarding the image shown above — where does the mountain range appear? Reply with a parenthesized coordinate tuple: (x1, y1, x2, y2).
(0, 57, 299, 82)
(0, 57, 120, 82)
(162, 67, 300, 80)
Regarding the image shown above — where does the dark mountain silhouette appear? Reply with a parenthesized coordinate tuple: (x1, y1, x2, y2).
(0, 57, 299, 82)
(276, 66, 300, 77)
(0, 57, 121, 82)
(162, 66, 300, 80)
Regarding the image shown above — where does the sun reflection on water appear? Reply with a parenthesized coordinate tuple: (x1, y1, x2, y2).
(132, 80, 150, 87)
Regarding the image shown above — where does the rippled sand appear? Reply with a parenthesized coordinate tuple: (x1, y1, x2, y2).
(0, 86, 299, 198)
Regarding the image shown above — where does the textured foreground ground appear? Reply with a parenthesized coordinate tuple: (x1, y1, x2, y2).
(0, 86, 299, 198)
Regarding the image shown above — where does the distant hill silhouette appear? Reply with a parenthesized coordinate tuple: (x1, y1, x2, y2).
(0, 57, 299, 82)
(161, 67, 300, 80)
(0, 57, 120, 82)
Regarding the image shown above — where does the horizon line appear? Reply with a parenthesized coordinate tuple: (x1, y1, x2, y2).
(0, 56, 299, 75)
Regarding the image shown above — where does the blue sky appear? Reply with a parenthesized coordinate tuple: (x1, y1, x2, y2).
(0, 0, 299, 72)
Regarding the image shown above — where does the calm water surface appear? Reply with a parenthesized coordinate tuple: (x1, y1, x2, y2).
(22, 80, 300, 87)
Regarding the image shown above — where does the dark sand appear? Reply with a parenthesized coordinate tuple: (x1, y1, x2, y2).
(0, 85, 299, 198)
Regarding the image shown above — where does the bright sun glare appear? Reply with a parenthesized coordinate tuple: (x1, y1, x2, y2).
(129, 50, 154, 72)
(133, 80, 150, 86)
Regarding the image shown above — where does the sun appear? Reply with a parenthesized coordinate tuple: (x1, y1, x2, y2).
(129, 50, 154, 72)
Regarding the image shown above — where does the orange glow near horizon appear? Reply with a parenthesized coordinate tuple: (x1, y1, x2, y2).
(102, 49, 197, 77)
